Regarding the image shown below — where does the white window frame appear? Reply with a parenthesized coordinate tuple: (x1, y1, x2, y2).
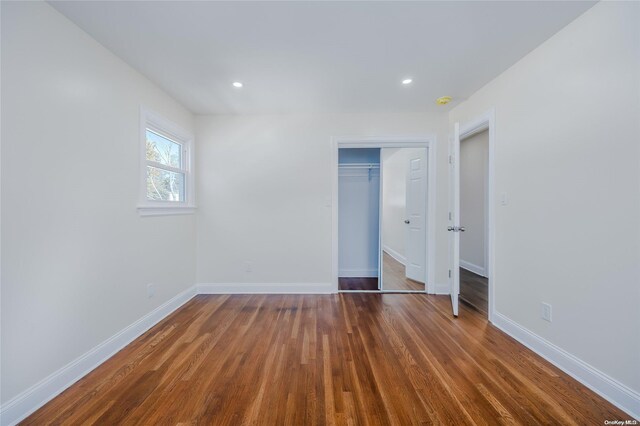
(138, 107, 196, 216)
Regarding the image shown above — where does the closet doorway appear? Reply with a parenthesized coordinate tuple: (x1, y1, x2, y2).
(332, 137, 435, 293)
(337, 148, 381, 290)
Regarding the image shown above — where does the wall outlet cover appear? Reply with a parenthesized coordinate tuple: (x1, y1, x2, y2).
(147, 283, 156, 299)
(541, 302, 552, 322)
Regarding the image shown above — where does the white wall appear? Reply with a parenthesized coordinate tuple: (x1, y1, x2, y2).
(450, 0, 640, 398)
(459, 130, 488, 275)
(381, 148, 425, 263)
(195, 113, 449, 286)
(1, 2, 196, 404)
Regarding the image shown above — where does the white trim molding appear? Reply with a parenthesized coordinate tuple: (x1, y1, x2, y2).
(338, 269, 378, 278)
(137, 206, 197, 217)
(0, 286, 197, 426)
(433, 282, 450, 295)
(492, 312, 640, 420)
(383, 246, 406, 266)
(197, 283, 334, 294)
(459, 259, 486, 277)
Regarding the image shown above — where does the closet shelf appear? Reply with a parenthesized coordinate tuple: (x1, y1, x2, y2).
(338, 163, 380, 169)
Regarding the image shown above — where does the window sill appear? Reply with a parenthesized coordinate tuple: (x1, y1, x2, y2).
(137, 205, 197, 217)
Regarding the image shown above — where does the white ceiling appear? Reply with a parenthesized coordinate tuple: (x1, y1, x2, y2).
(50, 1, 595, 115)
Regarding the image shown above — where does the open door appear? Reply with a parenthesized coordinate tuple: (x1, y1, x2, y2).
(449, 123, 461, 316)
(405, 149, 427, 283)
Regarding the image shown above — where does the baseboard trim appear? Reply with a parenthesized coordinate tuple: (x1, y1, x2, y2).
(382, 246, 406, 265)
(492, 312, 640, 420)
(434, 282, 450, 295)
(197, 282, 335, 294)
(338, 269, 378, 278)
(0, 285, 197, 426)
(459, 260, 486, 277)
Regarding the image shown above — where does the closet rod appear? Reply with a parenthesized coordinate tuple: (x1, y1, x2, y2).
(338, 163, 380, 168)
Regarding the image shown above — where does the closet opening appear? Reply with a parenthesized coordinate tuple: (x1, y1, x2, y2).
(338, 148, 381, 291)
(336, 143, 431, 293)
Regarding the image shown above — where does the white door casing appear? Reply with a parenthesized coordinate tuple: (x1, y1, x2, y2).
(449, 123, 461, 316)
(405, 149, 428, 283)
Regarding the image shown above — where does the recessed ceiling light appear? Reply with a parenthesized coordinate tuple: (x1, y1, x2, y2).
(232, 81, 243, 88)
(402, 78, 413, 85)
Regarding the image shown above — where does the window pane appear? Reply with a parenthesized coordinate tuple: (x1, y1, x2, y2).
(146, 166, 185, 202)
(146, 129, 182, 168)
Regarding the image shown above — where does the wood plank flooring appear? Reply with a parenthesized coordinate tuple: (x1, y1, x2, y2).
(382, 252, 424, 291)
(338, 253, 424, 292)
(339, 277, 379, 290)
(460, 267, 488, 316)
(23, 294, 628, 425)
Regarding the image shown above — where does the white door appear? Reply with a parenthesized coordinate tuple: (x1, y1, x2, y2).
(404, 149, 427, 283)
(449, 124, 461, 316)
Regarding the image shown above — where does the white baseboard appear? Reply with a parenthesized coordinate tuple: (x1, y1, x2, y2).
(382, 246, 406, 265)
(492, 312, 640, 420)
(434, 282, 450, 295)
(459, 259, 486, 277)
(338, 269, 378, 278)
(197, 282, 335, 294)
(0, 285, 197, 426)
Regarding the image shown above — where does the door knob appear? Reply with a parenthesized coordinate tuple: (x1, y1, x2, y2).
(447, 226, 466, 232)
(404, 220, 410, 224)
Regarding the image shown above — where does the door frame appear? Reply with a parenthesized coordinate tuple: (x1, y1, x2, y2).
(456, 109, 496, 322)
(331, 136, 437, 293)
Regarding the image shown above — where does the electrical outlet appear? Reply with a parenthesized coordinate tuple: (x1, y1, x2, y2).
(244, 261, 252, 273)
(147, 283, 156, 299)
(541, 302, 552, 322)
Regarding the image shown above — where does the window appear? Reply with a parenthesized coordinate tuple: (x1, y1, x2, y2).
(138, 108, 195, 216)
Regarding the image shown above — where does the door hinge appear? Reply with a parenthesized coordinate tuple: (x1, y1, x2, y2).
(448, 155, 452, 164)
(449, 212, 452, 220)
(448, 269, 452, 278)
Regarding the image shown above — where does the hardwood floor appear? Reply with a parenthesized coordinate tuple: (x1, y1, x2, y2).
(24, 294, 627, 425)
(460, 267, 488, 316)
(339, 277, 378, 290)
(337, 253, 423, 292)
(382, 251, 424, 291)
